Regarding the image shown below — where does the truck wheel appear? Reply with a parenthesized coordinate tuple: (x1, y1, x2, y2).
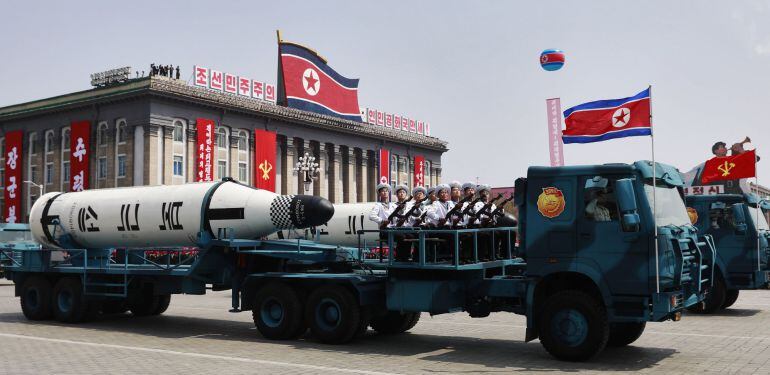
(153, 295, 171, 315)
(370, 311, 420, 334)
(20, 275, 53, 320)
(52, 278, 90, 323)
(306, 285, 360, 344)
(722, 290, 739, 309)
(607, 322, 646, 347)
(538, 290, 609, 362)
(253, 282, 305, 340)
(687, 276, 726, 314)
(130, 292, 160, 316)
(101, 300, 129, 315)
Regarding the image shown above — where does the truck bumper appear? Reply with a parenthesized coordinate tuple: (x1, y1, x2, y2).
(650, 291, 688, 322)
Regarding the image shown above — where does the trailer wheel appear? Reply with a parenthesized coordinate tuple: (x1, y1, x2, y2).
(20, 275, 53, 320)
(687, 275, 726, 314)
(607, 322, 646, 347)
(722, 290, 739, 309)
(153, 295, 171, 315)
(306, 285, 360, 344)
(253, 282, 305, 340)
(52, 278, 90, 323)
(370, 311, 420, 334)
(538, 290, 609, 362)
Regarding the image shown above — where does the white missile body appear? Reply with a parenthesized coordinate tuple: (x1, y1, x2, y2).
(30, 180, 334, 249)
(270, 202, 383, 247)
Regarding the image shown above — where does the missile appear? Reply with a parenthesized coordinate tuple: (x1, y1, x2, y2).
(269, 202, 382, 247)
(29, 180, 334, 249)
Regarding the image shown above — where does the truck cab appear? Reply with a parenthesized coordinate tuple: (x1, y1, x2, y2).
(685, 193, 770, 312)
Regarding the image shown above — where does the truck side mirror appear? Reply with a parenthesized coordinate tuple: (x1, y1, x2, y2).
(616, 179, 640, 232)
(732, 203, 747, 234)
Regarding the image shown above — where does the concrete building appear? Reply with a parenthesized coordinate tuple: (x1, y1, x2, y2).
(0, 75, 448, 222)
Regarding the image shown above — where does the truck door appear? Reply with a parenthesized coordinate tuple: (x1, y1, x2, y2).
(711, 202, 756, 275)
(577, 175, 648, 295)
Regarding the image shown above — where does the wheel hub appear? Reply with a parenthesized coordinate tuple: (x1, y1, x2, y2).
(260, 298, 284, 328)
(551, 308, 588, 347)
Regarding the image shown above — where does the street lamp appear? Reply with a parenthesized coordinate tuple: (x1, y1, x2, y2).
(23, 180, 44, 197)
(294, 152, 319, 192)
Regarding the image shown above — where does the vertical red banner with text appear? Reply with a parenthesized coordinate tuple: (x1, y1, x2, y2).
(254, 129, 276, 192)
(413, 155, 425, 188)
(196, 118, 215, 181)
(4, 131, 23, 223)
(378, 148, 390, 186)
(70, 121, 90, 192)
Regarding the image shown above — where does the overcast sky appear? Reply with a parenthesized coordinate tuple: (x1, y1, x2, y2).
(1, 1, 768, 187)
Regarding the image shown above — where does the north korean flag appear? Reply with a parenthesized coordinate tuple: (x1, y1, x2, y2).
(278, 42, 362, 122)
(562, 88, 651, 144)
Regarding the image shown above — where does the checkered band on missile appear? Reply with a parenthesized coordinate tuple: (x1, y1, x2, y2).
(29, 180, 334, 249)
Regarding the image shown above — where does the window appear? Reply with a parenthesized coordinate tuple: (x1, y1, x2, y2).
(218, 160, 227, 178)
(390, 155, 398, 186)
(62, 128, 70, 150)
(0, 168, 4, 188)
(98, 123, 108, 146)
(30, 165, 37, 182)
(62, 161, 70, 183)
(45, 130, 54, 153)
(238, 162, 247, 182)
(98, 157, 107, 179)
(216, 128, 228, 149)
(29, 133, 38, 154)
(117, 155, 126, 177)
(583, 177, 619, 222)
(173, 156, 183, 176)
(116, 120, 127, 144)
(0, 137, 4, 159)
(45, 163, 53, 185)
(173, 122, 184, 143)
(424, 160, 431, 187)
(237, 131, 248, 151)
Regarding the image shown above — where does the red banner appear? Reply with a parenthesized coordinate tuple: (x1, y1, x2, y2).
(701, 149, 757, 184)
(254, 129, 276, 192)
(70, 121, 90, 192)
(378, 149, 390, 186)
(413, 155, 425, 188)
(546, 98, 565, 167)
(196, 118, 215, 182)
(4, 130, 23, 223)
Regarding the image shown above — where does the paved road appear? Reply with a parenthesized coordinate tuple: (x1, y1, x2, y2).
(2, 281, 770, 374)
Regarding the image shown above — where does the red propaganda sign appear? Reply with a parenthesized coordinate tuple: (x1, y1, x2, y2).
(413, 155, 425, 188)
(254, 129, 277, 192)
(224, 73, 237, 94)
(376, 111, 384, 126)
(238, 77, 251, 96)
(417, 121, 424, 134)
(378, 149, 390, 186)
(3, 130, 23, 223)
(252, 80, 264, 99)
(385, 114, 393, 128)
(196, 118, 215, 182)
(210, 70, 223, 91)
(70, 121, 91, 192)
(394, 116, 401, 130)
(194, 66, 209, 87)
(265, 84, 276, 102)
(546, 98, 565, 167)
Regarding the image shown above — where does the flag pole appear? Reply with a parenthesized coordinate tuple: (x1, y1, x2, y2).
(649, 84, 660, 294)
(756, 150, 761, 272)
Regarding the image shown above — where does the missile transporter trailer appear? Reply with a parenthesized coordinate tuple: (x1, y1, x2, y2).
(685, 193, 770, 313)
(2, 161, 711, 361)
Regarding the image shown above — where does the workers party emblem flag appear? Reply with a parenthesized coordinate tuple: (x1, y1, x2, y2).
(254, 129, 277, 192)
(700, 150, 757, 184)
(562, 88, 651, 144)
(278, 41, 362, 122)
(537, 187, 566, 218)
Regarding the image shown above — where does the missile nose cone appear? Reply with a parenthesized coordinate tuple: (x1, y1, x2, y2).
(269, 194, 335, 229)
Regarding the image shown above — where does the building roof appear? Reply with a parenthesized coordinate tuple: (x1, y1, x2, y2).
(0, 76, 448, 151)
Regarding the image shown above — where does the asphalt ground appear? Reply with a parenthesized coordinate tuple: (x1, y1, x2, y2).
(2, 280, 770, 374)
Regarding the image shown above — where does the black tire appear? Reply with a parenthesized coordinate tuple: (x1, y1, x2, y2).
(370, 311, 420, 335)
(687, 275, 726, 314)
(722, 289, 739, 309)
(52, 277, 90, 323)
(20, 275, 53, 320)
(153, 295, 171, 315)
(253, 282, 305, 340)
(101, 300, 129, 315)
(607, 322, 646, 347)
(129, 291, 160, 316)
(538, 290, 609, 362)
(306, 285, 360, 344)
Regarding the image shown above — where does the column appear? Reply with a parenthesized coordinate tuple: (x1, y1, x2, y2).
(318, 142, 328, 199)
(359, 149, 368, 203)
(163, 125, 174, 184)
(346, 147, 356, 203)
(311, 141, 321, 197)
(368, 150, 378, 202)
(284, 137, 295, 195)
(332, 144, 342, 203)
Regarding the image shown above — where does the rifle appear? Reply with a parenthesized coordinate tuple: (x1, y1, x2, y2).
(470, 193, 505, 220)
(381, 196, 413, 229)
(449, 197, 484, 227)
(396, 197, 427, 227)
(413, 210, 430, 227)
(438, 195, 473, 226)
(482, 195, 515, 226)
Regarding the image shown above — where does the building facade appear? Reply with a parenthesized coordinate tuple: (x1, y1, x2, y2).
(0, 76, 447, 222)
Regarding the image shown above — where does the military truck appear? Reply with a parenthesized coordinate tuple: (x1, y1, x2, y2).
(685, 193, 770, 312)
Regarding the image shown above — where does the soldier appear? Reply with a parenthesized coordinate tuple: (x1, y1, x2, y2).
(410, 186, 428, 227)
(474, 184, 496, 227)
(474, 184, 498, 259)
(390, 184, 414, 261)
(427, 184, 456, 262)
(427, 186, 437, 204)
(457, 182, 479, 261)
(369, 183, 393, 229)
(449, 181, 462, 203)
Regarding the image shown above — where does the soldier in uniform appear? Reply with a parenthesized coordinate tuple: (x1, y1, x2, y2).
(427, 186, 437, 204)
(474, 184, 498, 259)
(369, 183, 393, 229)
(450, 181, 462, 203)
(457, 182, 478, 261)
(391, 184, 414, 261)
(427, 184, 456, 262)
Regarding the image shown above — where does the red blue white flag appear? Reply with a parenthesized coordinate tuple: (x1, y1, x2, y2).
(562, 88, 651, 144)
(278, 42, 362, 122)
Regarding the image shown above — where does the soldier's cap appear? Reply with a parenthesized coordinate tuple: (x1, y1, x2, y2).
(477, 184, 491, 193)
(427, 186, 436, 194)
(449, 181, 461, 189)
(394, 184, 409, 194)
(376, 183, 391, 192)
(462, 182, 476, 191)
(436, 183, 451, 193)
(412, 186, 427, 196)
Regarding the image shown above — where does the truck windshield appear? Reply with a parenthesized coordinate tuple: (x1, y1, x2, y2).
(643, 184, 691, 227)
(748, 207, 770, 231)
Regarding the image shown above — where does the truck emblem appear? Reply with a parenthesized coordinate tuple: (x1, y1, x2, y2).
(687, 207, 698, 225)
(537, 187, 566, 218)
(717, 161, 735, 177)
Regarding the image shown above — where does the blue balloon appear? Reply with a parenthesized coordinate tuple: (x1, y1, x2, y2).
(540, 49, 565, 71)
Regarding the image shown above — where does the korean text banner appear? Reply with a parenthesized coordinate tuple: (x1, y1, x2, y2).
(254, 129, 277, 192)
(4, 130, 23, 223)
(70, 121, 91, 192)
(546, 98, 565, 166)
(196, 118, 215, 182)
(413, 155, 425, 187)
